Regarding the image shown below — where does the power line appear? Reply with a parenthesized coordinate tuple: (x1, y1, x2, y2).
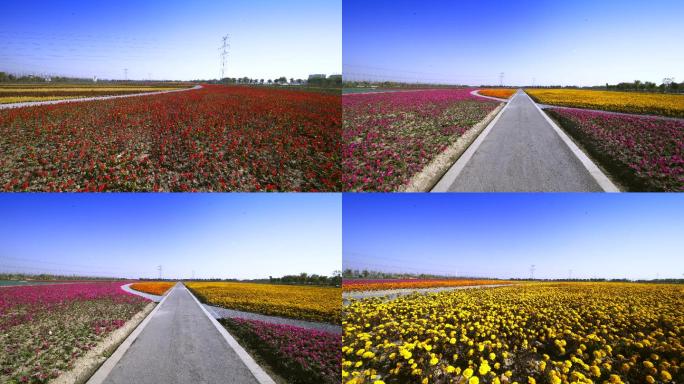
(219, 34, 230, 80)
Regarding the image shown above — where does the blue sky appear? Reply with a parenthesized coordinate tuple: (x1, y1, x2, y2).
(0, 194, 341, 279)
(1, 0, 341, 80)
(344, 0, 684, 86)
(343, 194, 684, 280)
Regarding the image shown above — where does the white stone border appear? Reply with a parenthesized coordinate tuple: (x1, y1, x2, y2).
(183, 284, 277, 384)
(431, 91, 514, 191)
(86, 283, 177, 384)
(524, 91, 620, 192)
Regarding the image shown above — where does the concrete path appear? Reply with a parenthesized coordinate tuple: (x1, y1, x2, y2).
(343, 284, 512, 304)
(433, 90, 618, 192)
(97, 284, 263, 384)
(204, 304, 341, 334)
(120, 283, 165, 302)
(0, 85, 202, 110)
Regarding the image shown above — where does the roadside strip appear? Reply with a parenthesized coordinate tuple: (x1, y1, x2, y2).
(86, 284, 175, 384)
(431, 95, 513, 192)
(184, 284, 277, 384)
(525, 92, 620, 192)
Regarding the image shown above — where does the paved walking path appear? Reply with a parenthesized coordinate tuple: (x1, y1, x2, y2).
(0, 85, 202, 110)
(343, 284, 512, 303)
(433, 90, 617, 192)
(121, 283, 165, 302)
(99, 284, 262, 384)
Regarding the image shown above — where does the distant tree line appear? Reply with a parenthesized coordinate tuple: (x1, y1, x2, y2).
(208, 74, 342, 88)
(343, 80, 466, 89)
(143, 271, 342, 287)
(0, 272, 119, 281)
(603, 79, 683, 93)
(508, 278, 683, 284)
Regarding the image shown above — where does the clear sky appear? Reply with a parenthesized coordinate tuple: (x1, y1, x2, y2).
(343, 194, 684, 280)
(343, 0, 684, 86)
(0, 194, 341, 280)
(1, 0, 341, 80)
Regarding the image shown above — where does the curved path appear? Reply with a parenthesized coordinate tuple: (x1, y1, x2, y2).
(93, 283, 271, 384)
(123, 283, 340, 333)
(0, 85, 202, 110)
(433, 90, 618, 192)
(344, 284, 512, 303)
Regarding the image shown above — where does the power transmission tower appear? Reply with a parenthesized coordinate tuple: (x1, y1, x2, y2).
(499, 72, 505, 87)
(157, 265, 162, 280)
(219, 34, 230, 80)
(124, 68, 128, 81)
(529, 264, 535, 280)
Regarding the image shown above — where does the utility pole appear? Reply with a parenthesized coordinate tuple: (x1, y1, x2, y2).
(529, 264, 535, 280)
(499, 72, 505, 87)
(219, 34, 230, 81)
(157, 265, 162, 280)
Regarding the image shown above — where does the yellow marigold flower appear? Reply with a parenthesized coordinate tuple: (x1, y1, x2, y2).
(421, 378, 428, 384)
(446, 365, 456, 373)
(430, 357, 439, 366)
(469, 377, 479, 384)
(450, 337, 457, 344)
(463, 368, 474, 379)
(528, 377, 536, 384)
(660, 370, 672, 381)
(643, 361, 654, 369)
(479, 362, 491, 375)
(362, 351, 375, 359)
(373, 381, 385, 384)
(645, 375, 655, 384)
(489, 352, 496, 360)
(590, 365, 601, 377)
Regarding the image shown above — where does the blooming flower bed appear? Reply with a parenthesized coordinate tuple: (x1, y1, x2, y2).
(0, 281, 148, 384)
(546, 108, 683, 191)
(343, 89, 499, 191)
(526, 89, 684, 118)
(130, 281, 175, 296)
(343, 283, 683, 384)
(343, 279, 510, 292)
(477, 89, 516, 99)
(186, 282, 341, 324)
(0, 85, 341, 191)
(221, 318, 340, 384)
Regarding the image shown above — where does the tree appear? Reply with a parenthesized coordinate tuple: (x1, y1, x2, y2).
(290, 77, 294, 84)
(267, 79, 272, 85)
(277, 76, 287, 84)
(260, 79, 264, 84)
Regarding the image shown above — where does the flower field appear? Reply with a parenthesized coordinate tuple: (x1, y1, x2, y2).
(221, 318, 340, 384)
(525, 89, 684, 118)
(0, 85, 341, 191)
(130, 281, 175, 296)
(546, 108, 683, 191)
(477, 89, 516, 99)
(0, 281, 148, 384)
(343, 279, 509, 292)
(0, 84, 185, 104)
(342, 283, 683, 384)
(186, 282, 341, 324)
(343, 89, 499, 191)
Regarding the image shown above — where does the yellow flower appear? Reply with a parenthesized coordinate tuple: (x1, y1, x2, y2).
(463, 368, 474, 379)
(446, 365, 456, 373)
(469, 377, 479, 384)
(660, 370, 672, 381)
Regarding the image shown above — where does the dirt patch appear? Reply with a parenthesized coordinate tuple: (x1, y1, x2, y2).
(49, 302, 155, 384)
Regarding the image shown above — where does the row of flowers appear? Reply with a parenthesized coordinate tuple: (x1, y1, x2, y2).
(0, 281, 148, 384)
(546, 108, 683, 191)
(343, 283, 682, 384)
(342, 89, 499, 191)
(222, 318, 340, 384)
(129, 281, 175, 296)
(186, 282, 341, 324)
(0, 85, 341, 191)
(343, 279, 509, 292)
(526, 89, 684, 118)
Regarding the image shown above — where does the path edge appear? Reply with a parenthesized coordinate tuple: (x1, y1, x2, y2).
(184, 284, 277, 384)
(0, 85, 202, 110)
(85, 284, 175, 384)
(402, 101, 506, 192)
(524, 92, 620, 192)
(431, 94, 514, 192)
